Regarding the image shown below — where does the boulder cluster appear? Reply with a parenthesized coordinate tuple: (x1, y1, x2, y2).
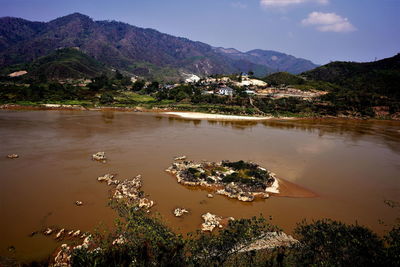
(51, 153, 155, 266)
(98, 173, 154, 210)
(173, 208, 189, 217)
(237, 232, 299, 252)
(201, 212, 234, 232)
(53, 235, 94, 267)
(92, 152, 106, 162)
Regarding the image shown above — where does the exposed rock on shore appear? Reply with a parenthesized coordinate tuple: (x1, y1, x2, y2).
(112, 235, 127, 246)
(238, 232, 298, 252)
(97, 174, 154, 211)
(53, 235, 93, 267)
(113, 175, 154, 209)
(53, 244, 71, 267)
(201, 212, 234, 232)
(166, 160, 278, 202)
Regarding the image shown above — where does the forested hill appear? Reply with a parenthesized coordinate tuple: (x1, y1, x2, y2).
(0, 13, 318, 80)
(302, 54, 400, 98)
(2, 48, 107, 79)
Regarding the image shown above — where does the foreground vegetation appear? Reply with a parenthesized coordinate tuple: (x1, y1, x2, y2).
(25, 200, 398, 267)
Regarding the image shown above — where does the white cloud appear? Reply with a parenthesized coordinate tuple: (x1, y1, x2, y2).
(260, 0, 328, 8)
(302, 12, 356, 33)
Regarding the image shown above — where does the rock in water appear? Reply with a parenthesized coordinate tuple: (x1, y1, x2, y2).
(72, 230, 81, 237)
(173, 208, 189, 217)
(44, 228, 53, 235)
(201, 212, 234, 232)
(92, 152, 106, 162)
(174, 155, 187, 161)
(97, 173, 119, 185)
(7, 154, 19, 159)
(56, 229, 65, 239)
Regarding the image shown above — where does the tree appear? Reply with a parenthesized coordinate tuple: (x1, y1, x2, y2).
(385, 225, 400, 267)
(120, 76, 132, 86)
(293, 219, 384, 266)
(114, 70, 123, 80)
(99, 92, 114, 104)
(132, 80, 145, 92)
(89, 74, 109, 91)
(145, 81, 160, 94)
(71, 204, 186, 266)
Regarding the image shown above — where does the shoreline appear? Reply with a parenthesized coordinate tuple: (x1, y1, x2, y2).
(273, 178, 318, 198)
(163, 111, 278, 121)
(0, 104, 398, 122)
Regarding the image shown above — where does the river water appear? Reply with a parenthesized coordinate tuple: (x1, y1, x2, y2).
(0, 110, 399, 262)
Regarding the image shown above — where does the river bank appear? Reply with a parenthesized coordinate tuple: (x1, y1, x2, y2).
(164, 112, 276, 121)
(1, 103, 398, 122)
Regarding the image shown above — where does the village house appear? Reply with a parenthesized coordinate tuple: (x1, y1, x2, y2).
(217, 86, 234, 96)
(236, 77, 268, 88)
(184, 74, 201, 83)
(245, 90, 256, 95)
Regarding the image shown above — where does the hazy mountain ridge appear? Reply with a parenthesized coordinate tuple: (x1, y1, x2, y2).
(213, 47, 318, 74)
(0, 13, 318, 79)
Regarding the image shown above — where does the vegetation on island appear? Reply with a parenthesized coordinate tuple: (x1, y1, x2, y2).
(220, 160, 274, 188)
(167, 160, 275, 202)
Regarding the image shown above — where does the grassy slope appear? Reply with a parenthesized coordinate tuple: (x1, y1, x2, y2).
(30, 48, 107, 79)
(1, 48, 107, 79)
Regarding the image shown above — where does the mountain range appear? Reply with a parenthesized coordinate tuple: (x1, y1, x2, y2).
(0, 13, 318, 80)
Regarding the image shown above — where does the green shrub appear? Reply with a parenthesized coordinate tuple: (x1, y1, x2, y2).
(293, 219, 385, 267)
(99, 92, 114, 104)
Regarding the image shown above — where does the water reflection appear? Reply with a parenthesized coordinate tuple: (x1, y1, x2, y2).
(161, 115, 400, 153)
(101, 111, 115, 123)
(261, 119, 400, 154)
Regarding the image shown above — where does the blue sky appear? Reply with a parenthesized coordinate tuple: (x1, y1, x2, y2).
(1, 0, 399, 64)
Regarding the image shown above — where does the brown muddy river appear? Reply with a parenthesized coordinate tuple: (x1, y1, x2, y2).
(1, 110, 400, 263)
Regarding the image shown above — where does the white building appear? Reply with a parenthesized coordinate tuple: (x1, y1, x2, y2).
(184, 74, 201, 83)
(236, 78, 267, 87)
(217, 86, 234, 96)
(245, 90, 256, 95)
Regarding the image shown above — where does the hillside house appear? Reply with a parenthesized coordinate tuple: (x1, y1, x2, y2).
(217, 86, 234, 96)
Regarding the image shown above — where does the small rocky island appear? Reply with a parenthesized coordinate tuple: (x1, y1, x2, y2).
(166, 159, 279, 202)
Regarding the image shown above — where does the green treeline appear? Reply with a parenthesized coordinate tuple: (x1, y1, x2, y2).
(1, 54, 399, 118)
